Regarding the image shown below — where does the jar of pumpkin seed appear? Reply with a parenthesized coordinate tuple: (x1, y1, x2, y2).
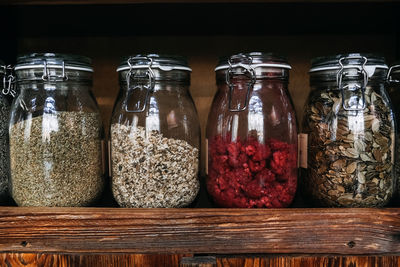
(387, 62, 400, 202)
(301, 53, 395, 207)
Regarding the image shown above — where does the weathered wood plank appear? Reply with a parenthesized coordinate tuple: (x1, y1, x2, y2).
(216, 255, 400, 267)
(1, 253, 400, 267)
(0, 208, 399, 255)
(0, 253, 190, 267)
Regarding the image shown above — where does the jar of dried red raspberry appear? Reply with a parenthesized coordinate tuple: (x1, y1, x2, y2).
(206, 52, 298, 208)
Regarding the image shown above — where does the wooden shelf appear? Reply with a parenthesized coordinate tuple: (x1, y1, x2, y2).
(0, 207, 399, 255)
(1, 1, 400, 265)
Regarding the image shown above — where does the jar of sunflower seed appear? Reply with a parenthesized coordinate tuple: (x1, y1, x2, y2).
(110, 54, 200, 208)
(301, 53, 395, 207)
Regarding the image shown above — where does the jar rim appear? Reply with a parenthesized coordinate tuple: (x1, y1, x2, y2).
(215, 52, 291, 71)
(389, 63, 400, 75)
(117, 54, 192, 72)
(15, 53, 93, 72)
(310, 53, 387, 72)
(0, 60, 4, 74)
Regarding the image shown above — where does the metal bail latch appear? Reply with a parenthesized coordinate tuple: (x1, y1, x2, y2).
(387, 64, 400, 83)
(2, 65, 16, 97)
(41, 60, 68, 82)
(226, 54, 256, 112)
(336, 56, 368, 112)
(125, 56, 155, 113)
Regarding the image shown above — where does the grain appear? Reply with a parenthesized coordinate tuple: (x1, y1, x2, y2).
(111, 124, 199, 208)
(10, 111, 104, 207)
(0, 96, 10, 202)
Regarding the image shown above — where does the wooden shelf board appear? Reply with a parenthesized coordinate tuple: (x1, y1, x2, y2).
(0, 207, 399, 255)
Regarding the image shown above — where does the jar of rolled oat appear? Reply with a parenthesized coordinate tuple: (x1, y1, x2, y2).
(111, 54, 200, 208)
(206, 52, 298, 208)
(0, 62, 15, 204)
(10, 53, 105, 207)
(301, 53, 395, 207)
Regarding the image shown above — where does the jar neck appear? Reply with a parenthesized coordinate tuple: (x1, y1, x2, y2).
(310, 68, 387, 88)
(18, 82, 92, 92)
(216, 67, 289, 84)
(16, 69, 93, 84)
(216, 78, 288, 92)
(118, 69, 190, 85)
(119, 81, 190, 93)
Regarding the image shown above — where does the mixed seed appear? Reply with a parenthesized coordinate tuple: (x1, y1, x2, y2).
(0, 96, 10, 202)
(111, 124, 199, 208)
(302, 87, 395, 207)
(10, 111, 104, 207)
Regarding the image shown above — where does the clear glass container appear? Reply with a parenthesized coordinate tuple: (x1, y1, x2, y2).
(10, 53, 105, 207)
(301, 53, 395, 207)
(387, 62, 400, 202)
(206, 52, 298, 208)
(110, 54, 200, 208)
(0, 61, 14, 204)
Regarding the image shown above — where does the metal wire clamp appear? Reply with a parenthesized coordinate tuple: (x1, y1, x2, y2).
(337, 55, 368, 112)
(226, 54, 256, 112)
(125, 56, 155, 113)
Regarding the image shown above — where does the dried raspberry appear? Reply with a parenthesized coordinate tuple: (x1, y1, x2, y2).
(279, 189, 293, 206)
(227, 142, 241, 157)
(228, 172, 241, 189)
(255, 169, 275, 185)
(228, 153, 247, 168)
(249, 160, 266, 173)
(234, 168, 252, 185)
(271, 198, 282, 208)
(245, 145, 256, 156)
(270, 151, 288, 175)
(269, 138, 290, 152)
(208, 134, 297, 208)
(252, 144, 271, 161)
(222, 188, 236, 207)
(211, 155, 230, 174)
(232, 197, 248, 208)
(277, 167, 297, 182)
(228, 157, 239, 168)
(238, 153, 248, 166)
(275, 183, 283, 193)
(218, 175, 229, 191)
(255, 200, 264, 208)
(244, 180, 264, 199)
(210, 135, 227, 155)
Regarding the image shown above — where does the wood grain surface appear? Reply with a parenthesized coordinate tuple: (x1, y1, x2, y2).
(215, 255, 400, 267)
(1, 253, 400, 266)
(0, 208, 399, 255)
(0, 253, 190, 267)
